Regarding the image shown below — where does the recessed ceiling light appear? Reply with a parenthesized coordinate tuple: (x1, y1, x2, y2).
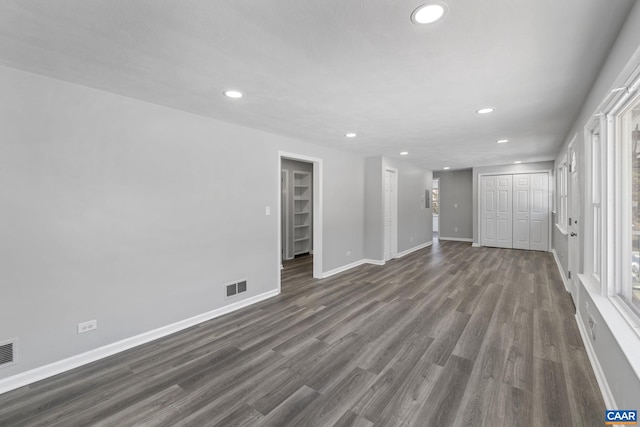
(345, 132, 357, 138)
(443, 166, 450, 170)
(476, 108, 494, 114)
(514, 161, 522, 164)
(497, 139, 509, 143)
(411, 3, 447, 24)
(400, 151, 409, 155)
(224, 90, 243, 99)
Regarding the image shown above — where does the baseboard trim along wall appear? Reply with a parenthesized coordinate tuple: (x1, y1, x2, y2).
(320, 258, 389, 278)
(320, 260, 370, 278)
(0, 289, 280, 395)
(471, 242, 481, 248)
(575, 313, 617, 409)
(397, 241, 433, 258)
(438, 237, 473, 242)
(551, 249, 570, 293)
(322, 242, 435, 278)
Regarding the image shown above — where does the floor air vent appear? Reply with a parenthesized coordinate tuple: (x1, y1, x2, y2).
(225, 280, 248, 299)
(0, 340, 16, 368)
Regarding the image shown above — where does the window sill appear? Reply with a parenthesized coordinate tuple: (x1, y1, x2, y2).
(579, 273, 640, 381)
(555, 223, 568, 236)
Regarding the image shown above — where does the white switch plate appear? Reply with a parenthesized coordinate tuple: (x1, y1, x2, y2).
(78, 320, 97, 334)
(265, 206, 271, 215)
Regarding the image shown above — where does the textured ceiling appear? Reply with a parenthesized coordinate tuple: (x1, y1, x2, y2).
(0, 0, 635, 170)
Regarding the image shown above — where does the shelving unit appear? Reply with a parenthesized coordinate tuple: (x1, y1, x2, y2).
(293, 170, 311, 255)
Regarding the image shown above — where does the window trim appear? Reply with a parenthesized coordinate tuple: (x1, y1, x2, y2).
(556, 157, 569, 235)
(603, 78, 640, 314)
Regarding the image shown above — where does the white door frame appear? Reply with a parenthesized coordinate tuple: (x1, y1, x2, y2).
(278, 152, 323, 289)
(568, 136, 580, 299)
(477, 170, 552, 249)
(384, 167, 398, 261)
(281, 169, 290, 261)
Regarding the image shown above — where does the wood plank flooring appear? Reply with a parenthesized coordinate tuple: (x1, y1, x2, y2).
(0, 241, 605, 426)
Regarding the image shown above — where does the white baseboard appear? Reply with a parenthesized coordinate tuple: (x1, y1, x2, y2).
(320, 259, 369, 278)
(0, 289, 280, 395)
(438, 237, 473, 242)
(471, 242, 481, 247)
(319, 258, 391, 278)
(397, 241, 433, 258)
(575, 313, 617, 409)
(551, 249, 570, 292)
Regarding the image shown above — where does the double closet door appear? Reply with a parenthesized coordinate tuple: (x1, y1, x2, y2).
(481, 173, 549, 251)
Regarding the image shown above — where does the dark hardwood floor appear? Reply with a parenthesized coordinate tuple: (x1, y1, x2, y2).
(0, 241, 605, 426)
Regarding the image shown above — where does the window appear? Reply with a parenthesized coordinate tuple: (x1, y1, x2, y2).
(618, 93, 640, 313)
(590, 128, 602, 281)
(557, 159, 568, 231)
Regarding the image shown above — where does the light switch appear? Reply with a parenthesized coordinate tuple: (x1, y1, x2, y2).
(265, 206, 271, 215)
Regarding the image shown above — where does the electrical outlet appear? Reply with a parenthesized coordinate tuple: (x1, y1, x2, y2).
(587, 313, 596, 341)
(346, 250, 351, 256)
(78, 320, 97, 334)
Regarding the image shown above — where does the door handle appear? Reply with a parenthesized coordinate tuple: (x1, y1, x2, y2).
(570, 232, 577, 237)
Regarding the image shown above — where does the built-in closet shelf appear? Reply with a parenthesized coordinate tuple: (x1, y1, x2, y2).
(293, 170, 311, 255)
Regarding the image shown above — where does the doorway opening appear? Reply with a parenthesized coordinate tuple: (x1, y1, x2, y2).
(432, 178, 440, 239)
(278, 152, 323, 292)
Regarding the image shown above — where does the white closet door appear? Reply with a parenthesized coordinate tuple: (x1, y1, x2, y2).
(495, 175, 513, 248)
(513, 174, 530, 250)
(529, 172, 549, 251)
(481, 176, 498, 247)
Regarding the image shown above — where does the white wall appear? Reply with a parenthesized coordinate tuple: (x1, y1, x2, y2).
(0, 65, 366, 381)
(364, 156, 433, 261)
(552, 1, 640, 408)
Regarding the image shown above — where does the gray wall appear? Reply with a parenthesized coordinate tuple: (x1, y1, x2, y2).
(550, 0, 640, 407)
(364, 157, 383, 260)
(0, 65, 365, 379)
(433, 169, 473, 240)
(281, 159, 313, 259)
(472, 161, 554, 245)
(364, 156, 433, 260)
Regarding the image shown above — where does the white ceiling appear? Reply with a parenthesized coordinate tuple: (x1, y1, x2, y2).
(0, 0, 635, 170)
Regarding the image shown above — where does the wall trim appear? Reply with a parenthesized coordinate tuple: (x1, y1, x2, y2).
(551, 248, 571, 292)
(575, 313, 617, 409)
(438, 237, 473, 242)
(319, 258, 389, 278)
(471, 242, 481, 248)
(0, 289, 279, 395)
(397, 241, 433, 258)
(320, 259, 369, 278)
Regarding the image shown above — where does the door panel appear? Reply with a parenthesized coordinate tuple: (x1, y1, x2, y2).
(481, 176, 498, 247)
(482, 175, 512, 248)
(529, 173, 549, 251)
(513, 174, 530, 250)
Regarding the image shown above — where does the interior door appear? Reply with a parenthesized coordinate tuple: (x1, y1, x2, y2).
(529, 173, 549, 251)
(568, 142, 580, 299)
(481, 176, 498, 247)
(513, 174, 530, 250)
(495, 175, 513, 248)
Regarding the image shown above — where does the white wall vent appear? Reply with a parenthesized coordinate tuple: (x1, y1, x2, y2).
(225, 280, 248, 299)
(0, 339, 16, 368)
